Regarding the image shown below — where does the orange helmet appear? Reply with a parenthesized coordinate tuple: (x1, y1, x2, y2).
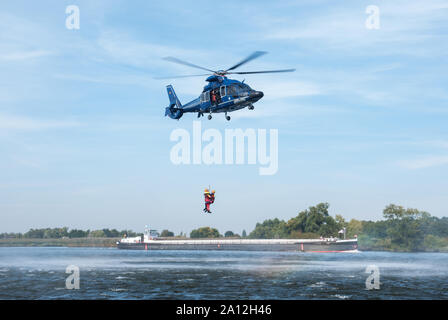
(211, 190, 215, 194)
(204, 189, 210, 194)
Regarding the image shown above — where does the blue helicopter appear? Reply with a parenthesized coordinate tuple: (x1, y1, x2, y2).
(161, 51, 295, 121)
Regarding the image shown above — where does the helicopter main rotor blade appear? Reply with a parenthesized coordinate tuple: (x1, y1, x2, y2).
(162, 56, 216, 73)
(227, 68, 296, 75)
(154, 73, 212, 80)
(225, 51, 267, 72)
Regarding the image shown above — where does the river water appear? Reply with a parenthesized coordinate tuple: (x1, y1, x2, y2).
(0, 247, 447, 299)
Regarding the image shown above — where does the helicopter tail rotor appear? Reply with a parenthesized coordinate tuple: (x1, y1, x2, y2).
(165, 85, 183, 119)
(165, 106, 183, 120)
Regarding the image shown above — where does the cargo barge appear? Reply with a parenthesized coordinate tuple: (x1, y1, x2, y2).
(116, 228, 358, 252)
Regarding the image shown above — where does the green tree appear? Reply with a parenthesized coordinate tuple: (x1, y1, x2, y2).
(335, 214, 347, 230)
(224, 231, 234, 237)
(420, 216, 448, 237)
(383, 204, 429, 220)
(286, 203, 339, 237)
(318, 216, 339, 237)
(190, 227, 220, 238)
(382, 204, 428, 251)
(362, 220, 389, 238)
(346, 219, 363, 238)
(161, 230, 175, 237)
(423, 234, 448, 251)
(120, 230, 137, 237)
(249, 218, 288, 239)
(0, 232, 23, 239)
(89, 230, 106, 238)
(101, 229, 120, 237)
(68, 229, 89, 238)
(24, 228, 46, 238)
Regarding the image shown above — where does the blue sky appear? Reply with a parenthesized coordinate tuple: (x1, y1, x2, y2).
(1, 0, 448, 234)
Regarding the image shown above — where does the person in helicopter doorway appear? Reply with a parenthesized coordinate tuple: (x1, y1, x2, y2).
(203, 189, 212, 213)
(210, 90, 217, 106)
(215, 89, 221, 104)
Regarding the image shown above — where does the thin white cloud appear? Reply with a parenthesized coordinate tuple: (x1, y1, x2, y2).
(263, 0, 448, 55)
(250, 79, 321, 99)
(53, 73, 158, 90)
(429, 140, 448, 149)
(97, 31, 209, 70)
(0, 114, 82, 130)
(10, 156, 42, 169)
(0, 50, 53, 61)
(0, 13, 55, 62)
(398, 155, 448, 169)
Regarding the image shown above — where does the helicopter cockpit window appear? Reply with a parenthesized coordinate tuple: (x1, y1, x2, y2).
(220, 86, 226, 97)
(238, 83, 252, 91)
(227, 85, 238, 97)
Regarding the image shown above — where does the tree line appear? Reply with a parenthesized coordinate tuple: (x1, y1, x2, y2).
(247, 203, 448, 252)
(187, 227, 246, 239)
(0, 226, 245, 240)
(0, 228, 139, 239)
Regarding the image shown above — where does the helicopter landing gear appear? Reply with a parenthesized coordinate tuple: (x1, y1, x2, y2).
(225, 112, 231, 121)
(208, 114, 212, 120)
(248, 104, 254, 110)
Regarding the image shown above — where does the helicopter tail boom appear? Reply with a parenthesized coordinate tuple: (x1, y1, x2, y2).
(165, 85, 183, 120)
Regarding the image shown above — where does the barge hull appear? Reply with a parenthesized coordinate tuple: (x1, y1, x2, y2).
(117, 240, 358, 252)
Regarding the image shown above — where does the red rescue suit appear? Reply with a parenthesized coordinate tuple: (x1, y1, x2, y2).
(204, 193, 212, 213)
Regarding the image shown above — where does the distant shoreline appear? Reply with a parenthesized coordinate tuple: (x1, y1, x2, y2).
(1, 237, 447, 252)
(0, 238, 119, 248)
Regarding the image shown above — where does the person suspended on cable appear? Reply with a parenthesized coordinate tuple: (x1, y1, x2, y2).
(203, 189, 212, 213)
